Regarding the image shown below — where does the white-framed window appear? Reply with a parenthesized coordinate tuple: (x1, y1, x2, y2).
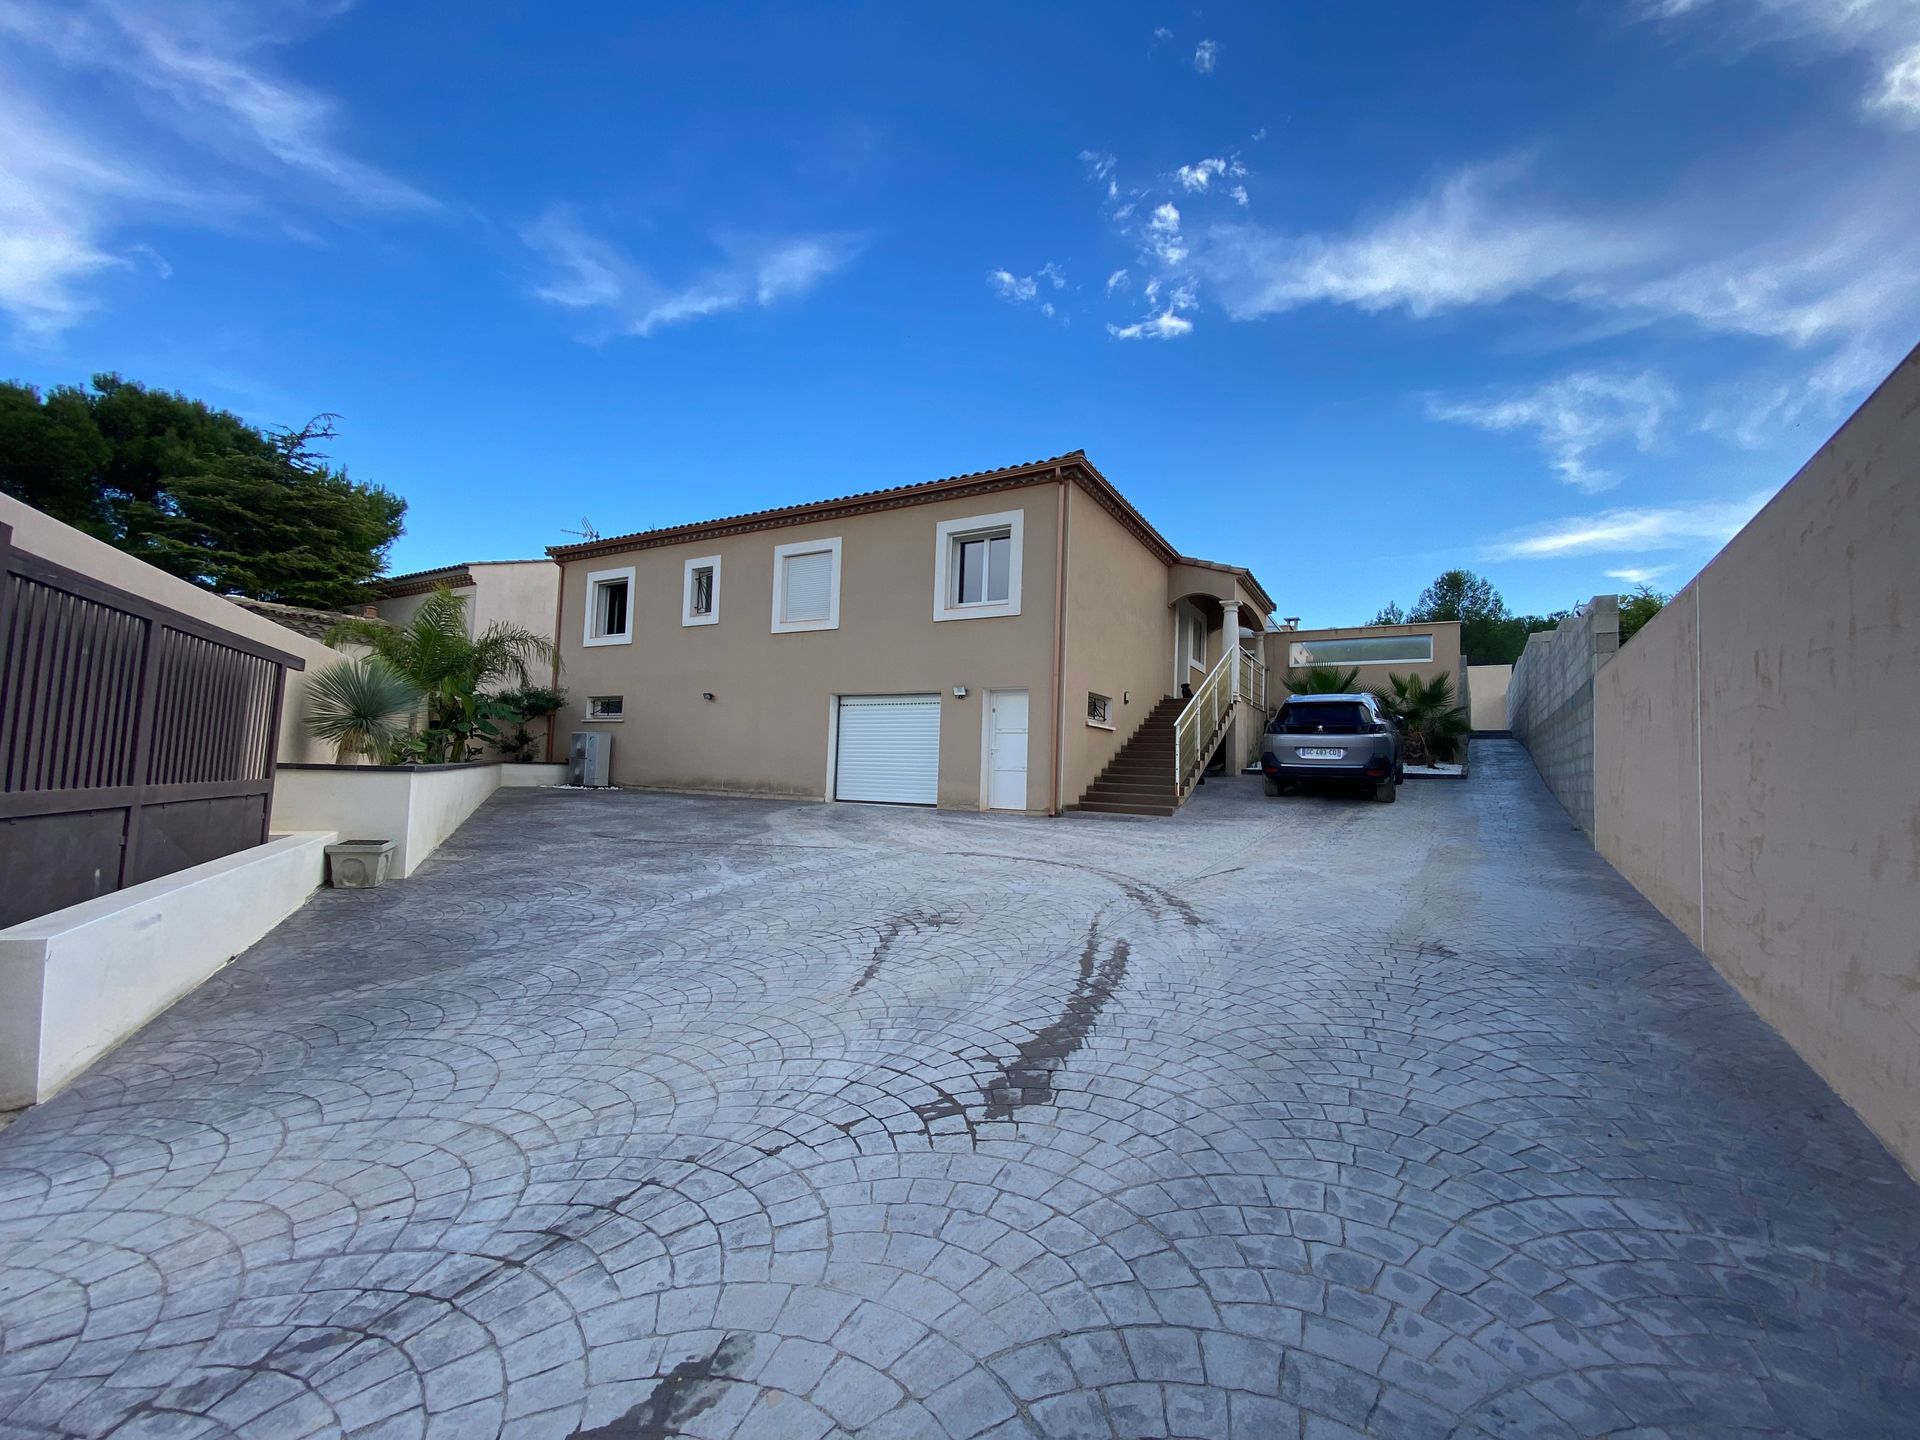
(1290, 634, 1434, 667)
(586, 695, 624, 720)
(682, 554, 721, 627)
(771, 537, 842, 633)
(933, 509, 1024, 622)
(583, 566, 635, 647)
(1087, 692, 1113, 729)
(1187, 609, 1208, 672)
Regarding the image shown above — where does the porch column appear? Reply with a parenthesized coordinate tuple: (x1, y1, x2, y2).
(1222, 600, 1241, 700)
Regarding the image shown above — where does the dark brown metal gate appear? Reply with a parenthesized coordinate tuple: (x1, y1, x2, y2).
(0, 522, 305, 929)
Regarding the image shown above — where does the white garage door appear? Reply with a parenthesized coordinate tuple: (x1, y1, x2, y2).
(835, 694, 940, 805)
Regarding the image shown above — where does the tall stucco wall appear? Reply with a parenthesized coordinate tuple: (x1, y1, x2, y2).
(1593, 343, 1920, 1174)
(1507, 597, 1618, 836)
(1061, 485, 1177, 807)
(0, 495, 341, 763)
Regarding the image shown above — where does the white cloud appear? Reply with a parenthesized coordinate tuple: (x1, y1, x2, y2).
(1228, 185, 1249, 208)
(1700, 341, 1896, 448)
(1153, 26, 1172, 42)
(1145, 201, 1188, 267)
(988, 268, 1038, 303)
(1431, 370, 1677, 491)
(1639, 0, 1920, 128)
(1194, 39, 1217, 73)
(1198, 158, 1651, 321)
(1106, 268, 1129, 294)
(1108, 308, 1194, 341)
(1109, 281, 1196, 341)
(1177, 158, 1228, 192)
(1869, 43, 1920, 124)
(0, 0, 430, 337)
(1605, 566, 1675, 584)
(1482, 492, 1772, 560)
(523, 209, 860, 337)
(988, 263, 1065, 320)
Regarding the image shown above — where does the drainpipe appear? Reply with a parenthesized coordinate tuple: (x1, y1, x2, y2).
(1048, 470, 1069, 815)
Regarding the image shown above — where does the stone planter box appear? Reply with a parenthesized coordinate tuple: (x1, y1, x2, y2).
(325, 838, 396, 888)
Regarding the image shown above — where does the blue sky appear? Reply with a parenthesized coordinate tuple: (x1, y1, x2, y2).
(3, 1, 1917, 623)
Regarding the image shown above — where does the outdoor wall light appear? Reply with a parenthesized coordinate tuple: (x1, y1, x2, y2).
(1123, 691, 1131, 704)
(702, 691, 715, 701)
(952, 686, 967, 698)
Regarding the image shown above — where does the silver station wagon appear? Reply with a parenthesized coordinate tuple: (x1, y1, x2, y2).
(1260, 692, 1404, 803)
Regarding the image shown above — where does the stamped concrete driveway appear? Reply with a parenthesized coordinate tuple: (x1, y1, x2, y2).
(2, 742, 1918, 1440)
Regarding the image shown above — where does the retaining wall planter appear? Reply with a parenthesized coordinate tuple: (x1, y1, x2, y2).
(271, 762, 512, 879)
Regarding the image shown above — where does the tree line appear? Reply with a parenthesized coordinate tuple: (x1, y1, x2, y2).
(1, 374, 404, 610)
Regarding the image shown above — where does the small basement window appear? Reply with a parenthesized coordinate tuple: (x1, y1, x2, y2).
(586, 695, 624, 720)
(1087, 693, 1114, 729)
(584, 566, 635, 646)
(682, 555, 721, 627)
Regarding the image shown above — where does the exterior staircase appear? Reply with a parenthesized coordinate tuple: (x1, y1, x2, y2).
(1071, 698, 1185, 815)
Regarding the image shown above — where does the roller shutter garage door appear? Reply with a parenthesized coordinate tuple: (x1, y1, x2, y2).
(835, 694, 940, 805)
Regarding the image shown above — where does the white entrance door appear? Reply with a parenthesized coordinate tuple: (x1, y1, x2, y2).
(835, 695, 940, 805)
(986, 690, 1029, 810)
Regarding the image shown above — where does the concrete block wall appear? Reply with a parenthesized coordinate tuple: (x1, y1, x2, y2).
(1506, 596, 1619, 836)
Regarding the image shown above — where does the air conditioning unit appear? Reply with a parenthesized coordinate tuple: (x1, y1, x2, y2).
(569, 731, 612, 787)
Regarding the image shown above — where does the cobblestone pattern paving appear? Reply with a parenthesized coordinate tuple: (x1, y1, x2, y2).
(2, 742, 1916, 1439)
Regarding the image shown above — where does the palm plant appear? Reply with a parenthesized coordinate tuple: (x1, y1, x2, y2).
(304, 656, 423, 762)
(325, 586, 558, 762)
(1373, 670, 1470, 765)
(1283, 664, 1362, 694)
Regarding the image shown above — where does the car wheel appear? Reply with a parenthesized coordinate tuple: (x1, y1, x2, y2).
(1263, 777, 1281, 797)
(1373, 780, 1398, 804)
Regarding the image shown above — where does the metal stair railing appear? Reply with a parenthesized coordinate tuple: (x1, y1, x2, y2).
(1174, 647, 1237, 802)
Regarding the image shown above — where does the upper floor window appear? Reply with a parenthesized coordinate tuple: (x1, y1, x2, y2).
(771, 537, 842, 633)
(1289, 634, 1434, 667)
(583, 566, 635, 647)
(933, 509, 1024, 622)
(682, 555, 721, 627)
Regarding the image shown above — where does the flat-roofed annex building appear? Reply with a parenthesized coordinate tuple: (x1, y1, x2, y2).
(548, 452, 1275, 815)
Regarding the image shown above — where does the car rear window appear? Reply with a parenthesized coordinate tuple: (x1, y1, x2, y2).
(1274, 701, 1369, 734)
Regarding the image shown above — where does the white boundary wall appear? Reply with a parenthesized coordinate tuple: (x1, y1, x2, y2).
(0, 831, 334, 1106)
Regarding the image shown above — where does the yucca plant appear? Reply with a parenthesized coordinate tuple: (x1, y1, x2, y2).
(325, 586, 559, 762)
(1283, 664, 1362, 694)
(1373, 670, 1470, 765)
(304, 656, 423, 763)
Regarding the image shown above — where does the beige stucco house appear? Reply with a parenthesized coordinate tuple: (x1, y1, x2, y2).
(372, 558, 559, 642)
(548, 452, 1275, 815)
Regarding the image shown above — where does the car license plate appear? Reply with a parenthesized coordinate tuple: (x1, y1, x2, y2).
(1298, 747, 1345, 759)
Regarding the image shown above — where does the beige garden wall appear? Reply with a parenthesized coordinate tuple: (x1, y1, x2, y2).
(1466, 664, 1512, 731)
(1593, 343, 1920, 1173)
(0, 495, 341, 763)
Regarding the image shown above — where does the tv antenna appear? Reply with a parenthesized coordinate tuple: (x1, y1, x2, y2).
(560, 516, 602, 543)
